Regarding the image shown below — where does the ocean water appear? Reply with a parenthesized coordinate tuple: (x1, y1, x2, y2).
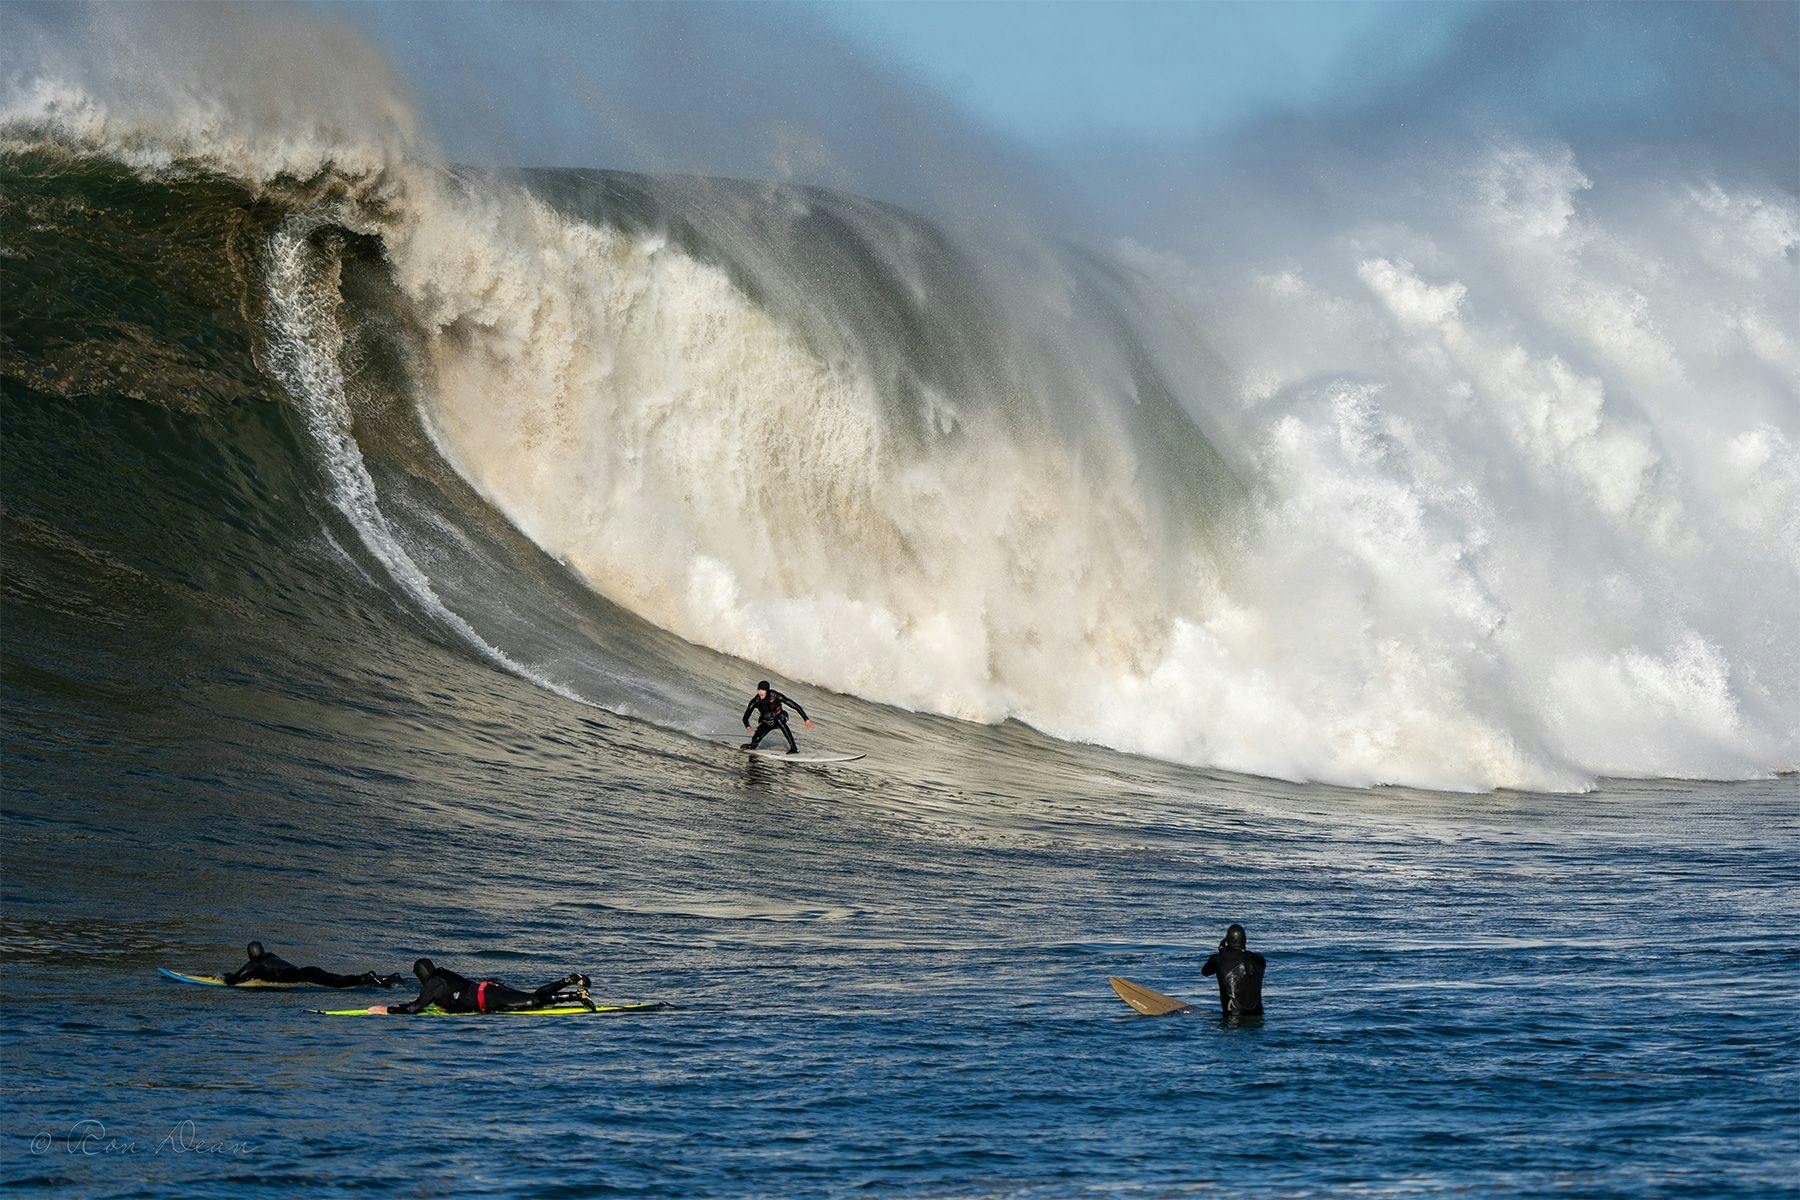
(3, 17, 1799, 1195)
(7, 684, 1798, 1196)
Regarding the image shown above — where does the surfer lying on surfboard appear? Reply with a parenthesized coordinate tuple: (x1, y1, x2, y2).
(742, 680, 813, 754)
(226, 941, 401, 989)
(364, 958, 599, 1014)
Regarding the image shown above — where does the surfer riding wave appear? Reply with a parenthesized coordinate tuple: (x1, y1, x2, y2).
(743, 680, 813, 754)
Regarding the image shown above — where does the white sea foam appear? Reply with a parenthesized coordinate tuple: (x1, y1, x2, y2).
(1121, 143, 1798, 788)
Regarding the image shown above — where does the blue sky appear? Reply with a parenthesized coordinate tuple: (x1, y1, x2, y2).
(327, 0, 1477, 165)
(313, 0, 1795, 209)
(813, 1, 1470, 150)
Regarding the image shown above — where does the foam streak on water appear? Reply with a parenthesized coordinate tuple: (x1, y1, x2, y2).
(260, 213, 591, 710)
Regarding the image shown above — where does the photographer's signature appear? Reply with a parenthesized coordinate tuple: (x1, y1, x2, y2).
(30, 1119, 252, 1157)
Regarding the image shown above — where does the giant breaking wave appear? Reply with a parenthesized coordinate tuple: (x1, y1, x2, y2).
(4, 10, 1796, 792)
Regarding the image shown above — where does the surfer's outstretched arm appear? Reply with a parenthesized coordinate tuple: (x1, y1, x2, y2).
(387, 976, 450, 1015)
(742, 696, 758, 726)
(777, 690, 811, 724)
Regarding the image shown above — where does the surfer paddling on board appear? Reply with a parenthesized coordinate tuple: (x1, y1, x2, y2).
(742, 680, 813, 754)
(225, 941, 401, 989)
(366, 959, 598, 1014)
(1201, 924, 1266, 1017)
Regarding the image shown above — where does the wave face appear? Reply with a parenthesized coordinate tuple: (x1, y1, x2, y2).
(3, 32, 1796, 792)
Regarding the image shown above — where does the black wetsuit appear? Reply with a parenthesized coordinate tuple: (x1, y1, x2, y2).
(743, 689, 809, 753)
(224, 952, 370, 989)
(389, 965, 583, 1014)
(1201, 946, 1266, 1016)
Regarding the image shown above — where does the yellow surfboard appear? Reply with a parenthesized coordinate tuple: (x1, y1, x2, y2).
(1109, 976, 1198, 1016)
(312, 1001, 669, 1017)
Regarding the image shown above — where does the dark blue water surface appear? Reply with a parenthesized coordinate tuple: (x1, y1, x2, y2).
(6, 672, 1797, 1197)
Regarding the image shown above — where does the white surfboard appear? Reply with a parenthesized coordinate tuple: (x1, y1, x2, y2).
(723, 742, 864, 764)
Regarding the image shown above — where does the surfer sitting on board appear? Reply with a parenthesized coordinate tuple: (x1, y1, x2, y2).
(225, 941, 400, 989)
(742, 680, 813, 754)
(1201, 924, 1266, 1017)
(368, 958, 598, 1014)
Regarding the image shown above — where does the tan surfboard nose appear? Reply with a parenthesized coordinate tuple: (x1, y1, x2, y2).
(1109, 976, 1197, 1016)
